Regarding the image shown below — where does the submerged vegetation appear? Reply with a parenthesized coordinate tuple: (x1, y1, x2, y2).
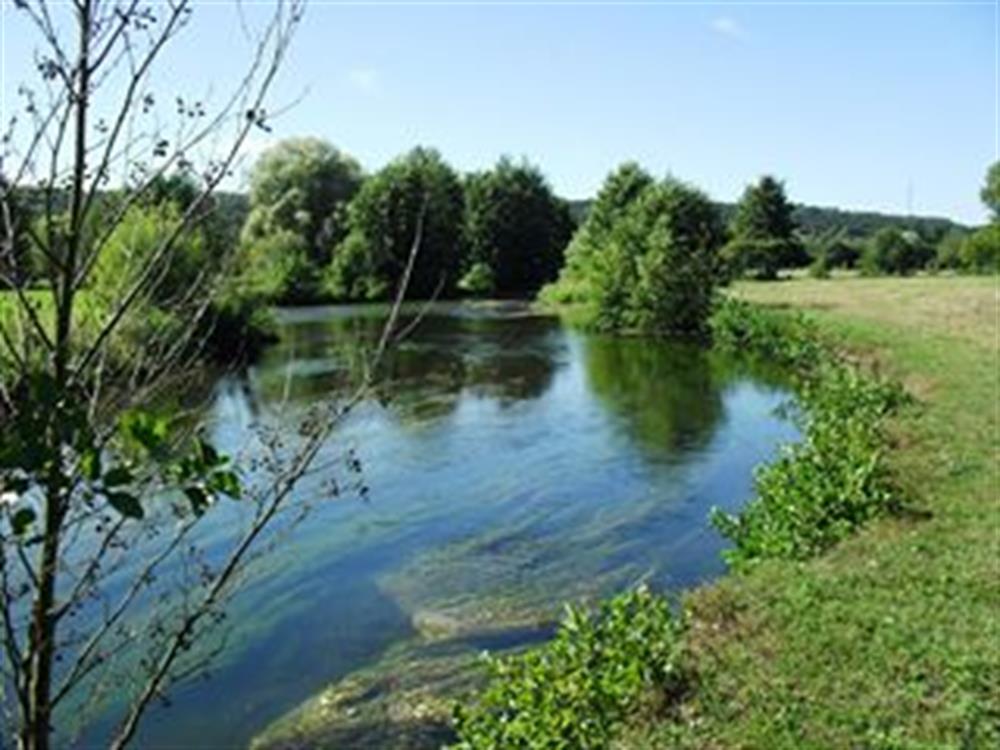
(445, 295, 912, 748)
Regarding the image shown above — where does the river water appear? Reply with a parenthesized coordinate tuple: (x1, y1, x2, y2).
(93, 302, 797, 748)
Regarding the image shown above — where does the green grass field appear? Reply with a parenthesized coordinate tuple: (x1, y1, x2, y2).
(625, 276, 998, 748)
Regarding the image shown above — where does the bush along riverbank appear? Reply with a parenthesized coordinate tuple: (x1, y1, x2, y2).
(708, 300, 908, 565)
(446, 298, 910, 748)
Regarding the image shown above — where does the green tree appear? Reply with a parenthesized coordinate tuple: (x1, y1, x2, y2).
(540, 162, 654, 304)
(462, 157, 574, 296)
(723, 175, 805, 279)
(980, 161, 1000, 221)
(960, 224, 1000, 274)
(90, 203, 206, 308)
(143, 171, 201, 211)
(862, 227, 933, 276)
(242, 138, 362, 301)
(586, 177, 725, 337)
(933, 229, 968, 271)
(0, 3, 322, 748)
(327, 147, 466, 301)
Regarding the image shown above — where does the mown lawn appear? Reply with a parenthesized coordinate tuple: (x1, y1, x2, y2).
(624, 276, 998, 749)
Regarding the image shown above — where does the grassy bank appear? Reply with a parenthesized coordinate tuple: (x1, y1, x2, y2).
(626, 276, 998, 748)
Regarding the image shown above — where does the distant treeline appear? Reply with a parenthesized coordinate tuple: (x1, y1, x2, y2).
(569, 200, 966, 242)
(5, 141, 995, 315)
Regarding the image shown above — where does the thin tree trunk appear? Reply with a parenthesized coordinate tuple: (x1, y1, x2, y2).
(22, 3, 92, 748)
(22, 486, 63, 750)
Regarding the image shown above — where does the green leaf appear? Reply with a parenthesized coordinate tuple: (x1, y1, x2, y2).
(11, 507, 36, 536)
(121, 411, 170, 454)
(196, 438, 222, 468)
(103, 465, 133, 487)
(208, 470, 241, 499)
(80, 449, 102, 482)
(107, 491, 143, 519)
(183, 485, 212, 515)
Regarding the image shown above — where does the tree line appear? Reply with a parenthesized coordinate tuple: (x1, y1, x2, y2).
(234, 139, 995, 313)
(236, 139, 575, 304)
(5, 138, 996, 346)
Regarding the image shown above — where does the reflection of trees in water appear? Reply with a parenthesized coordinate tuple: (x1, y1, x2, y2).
(582, 336, 727, 458)
(241, 310, 563, 425)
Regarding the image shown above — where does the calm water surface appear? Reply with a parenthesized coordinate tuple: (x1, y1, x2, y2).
(123, 302, 797, 748)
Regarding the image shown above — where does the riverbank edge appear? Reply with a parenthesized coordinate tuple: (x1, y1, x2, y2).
(252, 288, 922, 749)
(446, 297, 910, 747)
(623, 277, 998, 748)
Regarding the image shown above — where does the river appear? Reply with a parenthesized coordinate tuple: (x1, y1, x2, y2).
(87, 302, 798, 748)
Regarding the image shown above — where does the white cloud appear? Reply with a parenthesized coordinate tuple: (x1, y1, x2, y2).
(710, 17, 748, 41)
(347, 67, 380, 95)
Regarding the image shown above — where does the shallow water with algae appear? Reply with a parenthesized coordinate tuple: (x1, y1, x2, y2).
(115, 302, 797, 748)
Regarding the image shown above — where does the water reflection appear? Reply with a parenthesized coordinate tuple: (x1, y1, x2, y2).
(583, 336, 725, 458)
(96, 302, 797, 749)
(247, 306, 563, 424)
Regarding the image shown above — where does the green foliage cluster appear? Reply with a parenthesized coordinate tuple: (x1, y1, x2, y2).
(451, 586, 683, 749)
(83, 183, 273, 363)
(952, 223, 999, 274)
(571, 199, 965, 244)
(239, 138, 362, 302)
(722, 176, 806, 280)
(2, 373, 240, 537)
(90, 203, 207, 307)
(804, 227, 863, 277)
(327, 147, 466, 301)
(237, 141, 574, 304)
(542, 162, 655, 306)
(542, 165, 725, 338)
(980, 161, 1000, 220)
(861, 227, 935, 276)
(710, 300, 906, 565)
(456, 261, 494, 297)
(462, 157, 574, 296)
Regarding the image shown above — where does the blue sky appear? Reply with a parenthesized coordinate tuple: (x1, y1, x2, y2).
(2, 1, 995, 223)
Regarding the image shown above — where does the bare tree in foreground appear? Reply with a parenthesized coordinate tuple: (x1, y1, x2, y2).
(0, 2, 419, 747)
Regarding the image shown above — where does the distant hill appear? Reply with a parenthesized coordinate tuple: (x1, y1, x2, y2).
(567, 199, 968, 239)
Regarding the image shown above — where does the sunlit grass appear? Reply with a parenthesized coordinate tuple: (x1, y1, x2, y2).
(626, 275, 999, 748)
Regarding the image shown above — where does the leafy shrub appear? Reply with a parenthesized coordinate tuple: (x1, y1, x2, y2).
(236, 229, 319, 304)
(808, 252, 831, 278)
(862, 227, 934, 276)
(709, 298, 825, 368)
(463, 158, 574, 296)
(323, 230, 391, 301)
(457, 261, 495, 297)
(824, 238, 863, 269)
(932, 229, 967, 271)
(89, 203, 207, 306)
(721, 237, 803, 280)
(556, 177, 724, 338)
(710, 299, 906, 566)
(804, 226, 861, 272)
(960, 224, 1000, 274)
(540, 162, 655, 306)
(452, 587, 684, 749)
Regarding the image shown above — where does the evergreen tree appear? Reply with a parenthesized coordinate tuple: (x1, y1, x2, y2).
(724, 175, 805, 279)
